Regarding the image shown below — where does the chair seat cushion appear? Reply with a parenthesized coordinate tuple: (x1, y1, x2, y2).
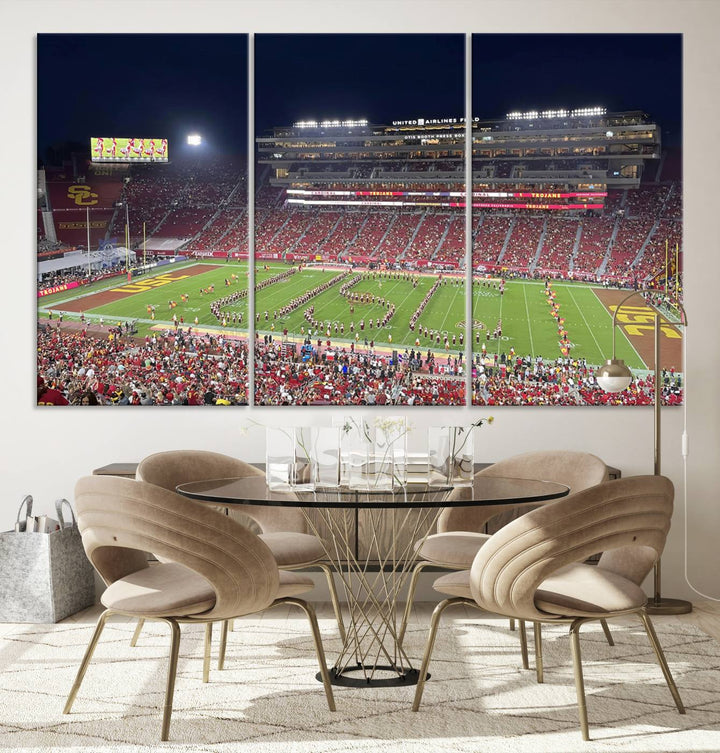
(534, 563, 647, 616)
(416, 531, 490, 568)
(260, 532, 326, 568)
(433, 569, 473, 598)
(433, 563, 648, 617)
(277, 570, 316, 598)
(100, 562, 215, 617)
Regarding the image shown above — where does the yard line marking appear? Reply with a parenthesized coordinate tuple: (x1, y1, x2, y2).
(566, 286, 608, 360)
(470, 285, 504, 357)
(490, 288, 504, 357)
(522, 283, 535, 356)
(433, 283, 463, 334)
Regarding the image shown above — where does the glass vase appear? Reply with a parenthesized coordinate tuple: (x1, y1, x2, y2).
(266, 426, 295, 490)
(374, 416, 407, 486)
(312, 426, 340, 488)
(334, 416, 372, 486)
(265, 427, 315, 490)
(292, 426, 315, 490)
(428, 426, 474, 487)
(347, 441, 395, 491)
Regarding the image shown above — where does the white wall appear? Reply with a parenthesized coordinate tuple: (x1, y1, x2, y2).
(1, 0, 718, 602)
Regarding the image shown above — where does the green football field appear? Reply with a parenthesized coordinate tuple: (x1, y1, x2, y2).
(471, 279, 645, 369)
(37, 261, 646, 368)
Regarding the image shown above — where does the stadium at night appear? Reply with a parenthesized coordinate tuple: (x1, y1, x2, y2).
(36, 34, 683, 407)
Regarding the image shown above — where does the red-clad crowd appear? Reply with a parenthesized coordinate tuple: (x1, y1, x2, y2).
(36, 325, 248, 405)
(254, 340, 465, 405)
(472, 354, 683, 406)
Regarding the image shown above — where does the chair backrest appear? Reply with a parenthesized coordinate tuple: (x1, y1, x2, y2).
(437, 450, 609, 533)
(75, 475, 280, 621)
(136, 450, 306, 534)
(468, 475, 674, 622)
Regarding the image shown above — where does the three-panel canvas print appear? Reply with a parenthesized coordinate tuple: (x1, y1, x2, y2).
(36, 33, 683, 407)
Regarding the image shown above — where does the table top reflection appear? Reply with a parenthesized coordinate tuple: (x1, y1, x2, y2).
(176, 475, 570, 509)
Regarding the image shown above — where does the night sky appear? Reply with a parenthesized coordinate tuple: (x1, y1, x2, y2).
(472, 34, 682, 146)
(37, 32, 681, 163)
(37, 34, 249, 162)
(254, 34, 465, 134)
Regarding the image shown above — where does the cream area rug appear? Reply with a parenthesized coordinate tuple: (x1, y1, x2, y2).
(0, 608, 718, 753)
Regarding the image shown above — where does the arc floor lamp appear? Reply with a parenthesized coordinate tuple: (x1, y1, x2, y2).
(596, 290, 692, 615)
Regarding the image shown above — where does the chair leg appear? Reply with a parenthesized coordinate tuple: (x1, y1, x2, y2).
(569, 619, 590, 741)
(228, 619, 235, 632)
(637, 609, 685, 714)
(218, 620, 229, 670)
(159, 618, 182, 742)
(130, 618, 145, 647)
(600, 618, 614, 646)
(64, 609, 112, 714)
(518, 619, 530, 670)
(533, 622, 544, 683)
(509, 618, 516, 631)
(203, 622, 212, 683)
(398, 560, 434, 648)
(317, 562, 346, 642)
(412, 597, 466, 711)
(282, 597, 336, 712)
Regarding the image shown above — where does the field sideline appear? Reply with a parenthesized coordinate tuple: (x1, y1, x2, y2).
(38, 260, 684, 370)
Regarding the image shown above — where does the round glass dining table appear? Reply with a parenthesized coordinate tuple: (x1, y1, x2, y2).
(177, 475, 569, 688)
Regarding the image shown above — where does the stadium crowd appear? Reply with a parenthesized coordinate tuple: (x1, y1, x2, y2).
(54, 154, 682, 288)
(254, 339, 465, 405)
(39, 152, 685, 407)
(472, 353, 683, 406)
(37, 324, 248, 405)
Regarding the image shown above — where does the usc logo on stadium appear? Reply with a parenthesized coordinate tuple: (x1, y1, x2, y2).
(67, 185, 98, 206)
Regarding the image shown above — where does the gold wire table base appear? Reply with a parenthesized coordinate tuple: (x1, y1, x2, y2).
(301, 492, 447, 687)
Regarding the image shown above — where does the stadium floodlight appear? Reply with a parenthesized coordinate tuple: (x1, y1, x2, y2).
(597, 291, 691, 616)
(187, 134, 202, 146)
(294, 118, 368, 129)
(539, 109, 569, 119)
(507, 106, 607, 121)
(570, 106, 606, 117)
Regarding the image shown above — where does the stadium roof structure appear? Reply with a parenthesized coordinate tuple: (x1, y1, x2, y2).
(257, 109, 660, 197)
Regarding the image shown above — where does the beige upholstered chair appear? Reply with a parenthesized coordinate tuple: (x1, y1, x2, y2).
(64, 475, 335, 741)
(399, 450, 610, 668)
(412, 475, 685, 741)
(134, 450, 345, 666)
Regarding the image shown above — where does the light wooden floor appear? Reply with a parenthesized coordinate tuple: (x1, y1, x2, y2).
(661, 598, 720, 641)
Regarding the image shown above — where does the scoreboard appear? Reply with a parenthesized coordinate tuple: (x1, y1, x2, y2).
(90, 137, 169, 163)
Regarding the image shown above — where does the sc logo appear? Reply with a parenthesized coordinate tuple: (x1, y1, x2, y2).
(67, 185, 98, 206)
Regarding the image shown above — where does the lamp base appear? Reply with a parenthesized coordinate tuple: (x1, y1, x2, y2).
(646, 597, 693, 615)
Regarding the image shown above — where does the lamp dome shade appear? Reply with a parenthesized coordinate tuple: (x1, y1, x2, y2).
(596, 359, 633, 392)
